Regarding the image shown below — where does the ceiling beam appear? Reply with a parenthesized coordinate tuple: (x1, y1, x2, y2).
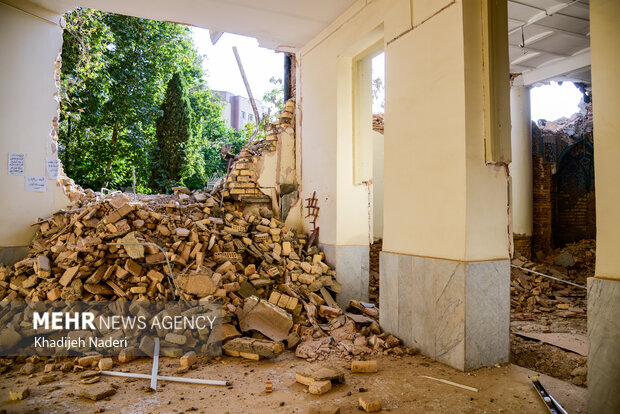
(512, 45, 571, 59)
(512, 51, 590, 86)
(508, 18, 590, 41)
(508, 0, 589, 37)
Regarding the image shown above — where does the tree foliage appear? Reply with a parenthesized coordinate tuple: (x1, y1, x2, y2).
(262, 76, 284, 116)
(58, 9, 243, 193)
(150, 72, 192, 191)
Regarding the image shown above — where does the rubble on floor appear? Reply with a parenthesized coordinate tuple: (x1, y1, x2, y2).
(368, 238, 381, 305)
(510, 239, 593, 319)
(0, 187, 407, 364)
(0, 100, 411, 379)
(372, 113, 384, 135)
(0, 100, 411, 406)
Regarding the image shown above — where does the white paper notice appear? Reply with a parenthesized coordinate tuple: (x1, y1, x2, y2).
(46, 158, 60, 180)
(25, 176, 46, 192)
(8, 153, 25, 175)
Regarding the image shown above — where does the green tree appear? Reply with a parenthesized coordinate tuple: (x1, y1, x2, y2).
(58, 9, 203, 192)
(150, 72, 192, 191)
(263, 76, 284, 116)
(59, 9, 245, 193)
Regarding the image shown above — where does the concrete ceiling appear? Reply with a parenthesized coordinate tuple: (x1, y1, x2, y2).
(26, 0, 359, 50)
(21, 0, 592, 84)
(508, 0, 591, 86)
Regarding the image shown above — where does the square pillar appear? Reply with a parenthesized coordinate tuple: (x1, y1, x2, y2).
(589, 0, 620, 412)
(380, 0, 511, 370)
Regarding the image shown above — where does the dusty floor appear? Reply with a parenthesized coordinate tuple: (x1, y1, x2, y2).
(510, 315, 587, 386)
(0, 353, 586, 414)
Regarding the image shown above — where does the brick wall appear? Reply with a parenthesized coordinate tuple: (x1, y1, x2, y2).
(554, 191, 596, 245)
(532, 156, 553, 257)
(513, 233, 532, 258)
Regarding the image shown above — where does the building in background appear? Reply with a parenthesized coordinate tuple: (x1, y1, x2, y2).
(213, 90, 266, 130)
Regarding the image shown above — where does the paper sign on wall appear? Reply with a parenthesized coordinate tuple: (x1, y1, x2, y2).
(8, 153, 25, 175)
(46, 158, 60, 180)
(25, 176, 46, 192)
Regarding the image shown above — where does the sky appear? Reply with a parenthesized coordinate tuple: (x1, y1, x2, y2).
(192, 28, 284, 105)
(192, 30, 583, 122)
(530, 81, 583, 121)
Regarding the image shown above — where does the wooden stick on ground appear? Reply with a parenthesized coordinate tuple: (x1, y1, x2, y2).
(420, 376, 478, 392)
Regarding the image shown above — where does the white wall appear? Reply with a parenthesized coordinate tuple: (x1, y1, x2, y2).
(509, 86, 533, 236)
(0, 1, 71, 248)
(297, 0, 510, 261)
(372, 131, 384, 239)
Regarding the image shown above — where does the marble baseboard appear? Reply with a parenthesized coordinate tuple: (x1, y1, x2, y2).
(380, 252, 509, 370)
(588, 277, 620, 413)
(320, 244, 369, 308)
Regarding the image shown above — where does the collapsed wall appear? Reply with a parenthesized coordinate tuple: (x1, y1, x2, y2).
(531, 102, 594, 258)
(0, 102, 408, 363)
(224, 99, 301, 228)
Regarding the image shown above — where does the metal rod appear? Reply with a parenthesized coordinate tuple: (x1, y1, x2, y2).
(100, 370, 230, 386)
(150, 337, 160, 390)
(232, 46, 260, 141)
(511, 264, 586, 289)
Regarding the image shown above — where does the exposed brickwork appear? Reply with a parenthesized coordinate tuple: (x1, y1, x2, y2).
(554, 191, 596, 245)
(225, 99, 295, 201)
(513, 233, 531, 259)
(532, 156, 553, 257)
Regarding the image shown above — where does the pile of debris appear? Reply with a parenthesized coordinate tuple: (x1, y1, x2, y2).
(535, 101, 593, 144)
(372, 113, 384, 134)
(510, 240, 592, 319)
(0, 185, 407, 363)
(368, 239, 381, 304)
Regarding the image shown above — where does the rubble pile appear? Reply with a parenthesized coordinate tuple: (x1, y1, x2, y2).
(372, 114, 384, 134)
(536, 102, 593, 143)
(0, 97, 411, 366)
(368, 239, 381, 304)
(0, 189, 407, 360)
(510, 240, 593, 319)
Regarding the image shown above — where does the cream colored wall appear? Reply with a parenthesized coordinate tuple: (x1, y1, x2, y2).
(591, 0, 620, 281)
(0, 1, 71, 248)
(383, 2, 468, 259)
(372, 131, 384, 239)
(462, 0, 510, 261)
(298, 0, 390, 246)
(256, 126, 297, 190)
(299, 0, 509, 260)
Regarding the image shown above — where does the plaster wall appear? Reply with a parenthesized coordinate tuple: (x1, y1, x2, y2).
(298, 0, 509, 261)
(298, 0, 391, 246)
(0, 1, 71, 249)
(256, 126, 297, 191)
(591, 0, 620, 281)
(372, 131, 384, 239)
(462, 0, 511, 261)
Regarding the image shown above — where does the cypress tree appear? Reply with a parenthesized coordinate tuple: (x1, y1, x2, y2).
(151, 72, 192, 191)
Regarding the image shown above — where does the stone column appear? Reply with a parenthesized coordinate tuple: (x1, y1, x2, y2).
(510, 86, 533, 257)
(588, 0, 620, 412)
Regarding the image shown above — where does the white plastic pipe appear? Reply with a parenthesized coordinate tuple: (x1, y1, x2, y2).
(100, 370, 230, 386)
